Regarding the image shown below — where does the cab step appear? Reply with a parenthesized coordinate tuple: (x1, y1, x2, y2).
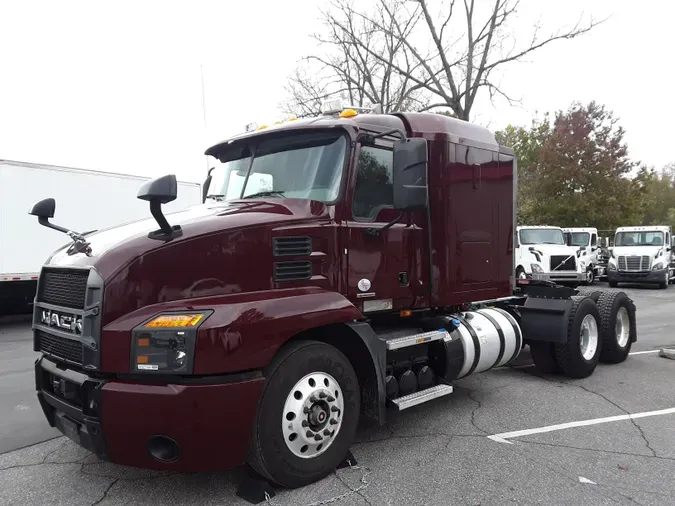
(389, 384, 454, 411)
(384, 329, 449, 350)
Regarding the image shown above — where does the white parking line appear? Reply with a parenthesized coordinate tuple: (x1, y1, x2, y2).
(629, 350, 661, 355)
(487, 407, 675, 444)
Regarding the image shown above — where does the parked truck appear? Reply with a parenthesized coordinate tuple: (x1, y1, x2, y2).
(0, 160, 201, 316)
(515, 225, 585, 286)
(563, 227, 605, 285)
(30, 105, 637, 489)
(608, 225, 674, 288)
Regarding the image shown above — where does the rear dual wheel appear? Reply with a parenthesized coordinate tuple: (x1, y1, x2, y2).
(530, 296, 601, 378)
(247, 340, 360, 488)
(597, 291, 635, 363)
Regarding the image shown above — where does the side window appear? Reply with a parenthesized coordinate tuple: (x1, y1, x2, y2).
(352, 146, 394, 221)
(591, 234, 597, 247)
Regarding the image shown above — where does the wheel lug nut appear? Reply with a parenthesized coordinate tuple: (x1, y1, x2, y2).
(310, 396, 318, 403)
(319, 392, 327, 399)
(314, 434, 323, 441)
(329, 419, 338, 425)
(323, 429, 331, 436)
(303, 407, 310, 414)
(302, 421, 309, 427)
(306, 430, 314, 438)
(327, 396, 335, 402)
(331, 406, 339, 412)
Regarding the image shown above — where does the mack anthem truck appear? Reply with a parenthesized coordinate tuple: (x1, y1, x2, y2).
(30, 105, 637, 490)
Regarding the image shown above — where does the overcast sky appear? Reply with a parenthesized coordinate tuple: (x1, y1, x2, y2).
(1, 0, 671, 184)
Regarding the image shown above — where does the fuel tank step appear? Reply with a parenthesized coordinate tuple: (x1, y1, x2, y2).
(389, 383, 454, 411)
(384, 329, 449, 350)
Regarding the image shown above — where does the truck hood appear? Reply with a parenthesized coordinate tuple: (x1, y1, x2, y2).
(611, 246, 662, 257)
(524, 244, 578, 256)
(45, 198, 328, 278)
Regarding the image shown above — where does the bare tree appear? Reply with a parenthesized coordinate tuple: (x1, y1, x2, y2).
(282, 0, 603, 120)
(280, 0, 436, 116)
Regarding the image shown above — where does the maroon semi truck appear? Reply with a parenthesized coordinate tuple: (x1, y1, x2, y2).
(30, 107, 637, 489)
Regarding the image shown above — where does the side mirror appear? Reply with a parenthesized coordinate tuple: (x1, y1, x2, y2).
(392, 137, 428, 210)
(137, 174, 182, 240)
(138, 174, 178, 204)
(29, 198, 56, 219)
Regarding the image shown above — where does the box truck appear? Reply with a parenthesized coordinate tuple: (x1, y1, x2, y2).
(0, 160, 201, 315)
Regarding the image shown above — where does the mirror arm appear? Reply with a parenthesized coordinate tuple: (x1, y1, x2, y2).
(365, 212, 404, 237)
(150, 200, 173, 235)
(37, 216, 70, 235)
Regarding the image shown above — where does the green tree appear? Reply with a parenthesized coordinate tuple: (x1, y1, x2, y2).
(498, 102, 643, 229)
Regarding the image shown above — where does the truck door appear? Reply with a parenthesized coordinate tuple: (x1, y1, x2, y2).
(590, 232, 598, 263)
(344, 142, 419, 311)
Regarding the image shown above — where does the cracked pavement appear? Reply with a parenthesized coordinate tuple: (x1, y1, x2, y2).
(1, 283, 675, 505)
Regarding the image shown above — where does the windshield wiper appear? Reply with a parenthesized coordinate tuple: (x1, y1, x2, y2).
(242, 190, 286, 199)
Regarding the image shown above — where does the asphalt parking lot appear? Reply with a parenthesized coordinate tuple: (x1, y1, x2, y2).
(1, 283, 674, 506)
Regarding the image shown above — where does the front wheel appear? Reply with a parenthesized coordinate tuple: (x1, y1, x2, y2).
(584, 268, 595, 286)
(247, 340, 360, 488)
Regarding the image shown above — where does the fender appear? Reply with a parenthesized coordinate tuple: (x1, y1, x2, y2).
(101, 287, 370, 375)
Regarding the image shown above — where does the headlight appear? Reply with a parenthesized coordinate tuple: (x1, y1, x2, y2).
(652, 262, 664, 271)
(530, 263, 544, 273)
(131, 311, 212, 374)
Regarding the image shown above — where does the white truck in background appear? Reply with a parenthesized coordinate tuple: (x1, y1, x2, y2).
(515, 225, 585, 286)
(607, 225, 675, 289)
(563, 227, 605, 285)
(0, 160, 201, 315)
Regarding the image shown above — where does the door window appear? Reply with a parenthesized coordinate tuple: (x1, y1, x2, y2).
(352, 146, 394, 221)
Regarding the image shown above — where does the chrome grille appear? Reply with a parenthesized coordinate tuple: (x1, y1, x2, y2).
(617, 255, 650, 271)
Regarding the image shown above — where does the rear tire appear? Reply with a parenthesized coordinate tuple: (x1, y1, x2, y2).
(530, 342, 561, 374)
(247, 340, 360, 488)
(597, 291, 636, 364)
(576, 287, 603, 303)
(554, 296, 602, 379)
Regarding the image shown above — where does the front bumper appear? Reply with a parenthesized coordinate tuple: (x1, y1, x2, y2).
(35, 356, 264, 472)
(607, 268, 668, 284)
(531, 271, 584, 283)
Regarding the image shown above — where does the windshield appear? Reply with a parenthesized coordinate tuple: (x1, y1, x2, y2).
(519, 228, 565, 245)
(206, 131, 348, 203)
(614, 231, 664, 247)
(565, 232, 590, 247)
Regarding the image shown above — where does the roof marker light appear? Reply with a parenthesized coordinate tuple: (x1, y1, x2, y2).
(339, 108, 358, 118)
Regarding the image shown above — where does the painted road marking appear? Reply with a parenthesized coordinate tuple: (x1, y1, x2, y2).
(487, 407, 675, 444)
(629, 350, 661, 355)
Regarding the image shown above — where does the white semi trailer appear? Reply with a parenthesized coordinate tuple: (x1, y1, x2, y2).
(0, 160, 201, 315)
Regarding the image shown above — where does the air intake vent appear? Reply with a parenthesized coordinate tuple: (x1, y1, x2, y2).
(274, 261, 312, 282)
(273, 236, 312, 257)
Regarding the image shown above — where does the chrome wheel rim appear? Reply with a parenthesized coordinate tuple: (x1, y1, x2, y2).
(282, 372, 344, 459)
(518, 270, 527, 279)
(580, 314, 599, 361)
(615, 307, 630, 348)
(587, 269, 594, 284)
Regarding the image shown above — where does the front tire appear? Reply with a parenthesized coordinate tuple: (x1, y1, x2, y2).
(554, 296, 602, 379)
(584, 267, 595, 286)
(247, 340, 360, 488)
